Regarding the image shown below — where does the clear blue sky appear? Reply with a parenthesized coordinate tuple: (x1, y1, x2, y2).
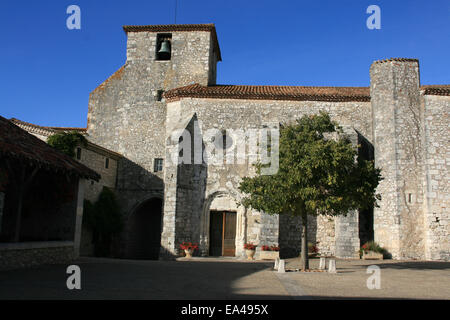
(0, 0, 449, 127)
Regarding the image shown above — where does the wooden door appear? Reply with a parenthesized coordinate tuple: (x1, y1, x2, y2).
(223, 212, 236, 256)
(209, 211, 236, 257)
(209, 211, 223, 256)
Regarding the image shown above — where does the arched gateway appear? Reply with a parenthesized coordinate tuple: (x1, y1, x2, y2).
(126, 197, 163, 259)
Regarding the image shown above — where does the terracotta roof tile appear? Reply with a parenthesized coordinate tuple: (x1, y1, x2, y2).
(0, 116, 100, 181)
(164, 84, 371, 103)
(10, 118, 86, 133)
(371, 58, 419, 67)
(9, 118, 122, 159)
(420, 85, 450, 96)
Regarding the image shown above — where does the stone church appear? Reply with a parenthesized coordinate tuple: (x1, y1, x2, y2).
(25, 24, 450, 261)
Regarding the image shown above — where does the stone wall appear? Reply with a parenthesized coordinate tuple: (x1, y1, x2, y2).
(279, 214, 318, 258)
(174, 117, 207, 253)
(316, 215, 336, 255)
(163, 97, 373, 258)
(422, 95, 450, 260)
(76, 145, 118, 202)
(0, 241, 74, 271)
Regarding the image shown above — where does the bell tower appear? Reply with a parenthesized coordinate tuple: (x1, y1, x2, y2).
(124, 23, 221, 87)
(86, 24, 222, 258)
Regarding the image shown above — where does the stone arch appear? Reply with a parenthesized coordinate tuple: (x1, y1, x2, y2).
(125, 195, 164, 260)
(199, 189, 247, 258)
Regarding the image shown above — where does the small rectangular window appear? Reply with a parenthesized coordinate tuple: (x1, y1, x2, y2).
(105, 158, 109, 169)
(76, 147, 81, 160)
(154, 158, 163, 172)
(156, 90, 164, 102)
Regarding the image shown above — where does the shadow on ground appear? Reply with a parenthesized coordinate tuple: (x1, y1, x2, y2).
(0, 258, 288, 300)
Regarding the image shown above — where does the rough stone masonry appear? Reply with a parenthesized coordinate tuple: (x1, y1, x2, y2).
(86, 24, 449, 261)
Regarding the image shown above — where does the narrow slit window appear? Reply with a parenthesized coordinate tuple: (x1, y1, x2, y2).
(154, 158, 164, 172)
(105, 158, 109, 169)
(156, 90, 164, 101)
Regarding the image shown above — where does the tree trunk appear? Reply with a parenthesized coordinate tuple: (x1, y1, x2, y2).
(300, 212, 309, 271)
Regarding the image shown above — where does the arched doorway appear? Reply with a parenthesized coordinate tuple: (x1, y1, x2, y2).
(200, 191, 246, 258)
(209, 210, 237, 256)
(127, 198, 163, 260)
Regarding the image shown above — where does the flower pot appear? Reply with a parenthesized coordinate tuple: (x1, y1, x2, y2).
(184, 249, 194, 258)
(259, 250, 279, 260)
(246, 249, 255, 260)
(363, 251, 383, 260)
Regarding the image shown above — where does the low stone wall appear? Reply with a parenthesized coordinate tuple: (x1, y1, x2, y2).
(0, 241, 74, 271)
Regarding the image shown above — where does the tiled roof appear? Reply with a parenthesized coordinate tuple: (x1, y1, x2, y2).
(371, 58, 419, 66)
(10, 118, 122, 159)
(0, 116, 100, 181)
(421, 85, 450, 96)
(122, 24, 222, 61)
(164, 84, 371, 102)
(10, 118, 86, 135)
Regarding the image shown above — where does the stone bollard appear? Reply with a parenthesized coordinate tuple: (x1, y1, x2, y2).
(319, 257, 327, 270)
(274, 257, 280, 270)
(278, 259, 286, 273)
(328, 259, 337, 273)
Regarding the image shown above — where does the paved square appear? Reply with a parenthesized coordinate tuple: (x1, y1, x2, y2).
(284, 257, 450, 299)
(0, 257, 448, 300)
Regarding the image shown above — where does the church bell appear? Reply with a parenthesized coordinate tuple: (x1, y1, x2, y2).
(158, 40, 171, 54)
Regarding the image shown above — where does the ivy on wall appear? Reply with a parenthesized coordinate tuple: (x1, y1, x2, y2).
(83, 187, 123, 257)
(47, 132, 87, 158)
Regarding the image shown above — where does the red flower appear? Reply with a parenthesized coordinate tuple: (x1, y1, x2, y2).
(244, 243, 256, 250)
(180, 242, 198, 251)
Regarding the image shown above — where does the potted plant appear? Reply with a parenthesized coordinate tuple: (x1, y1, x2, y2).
(244, 243, 256, 260)
(360, 241, 385, 260)
(180, 242, 198, 258)
(259, 244, 280, 260)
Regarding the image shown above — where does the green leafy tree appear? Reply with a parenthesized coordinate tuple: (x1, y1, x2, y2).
(239, 112, 382, 270)
(47, 132, 87, 158)
(83, 187, 123, 257)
